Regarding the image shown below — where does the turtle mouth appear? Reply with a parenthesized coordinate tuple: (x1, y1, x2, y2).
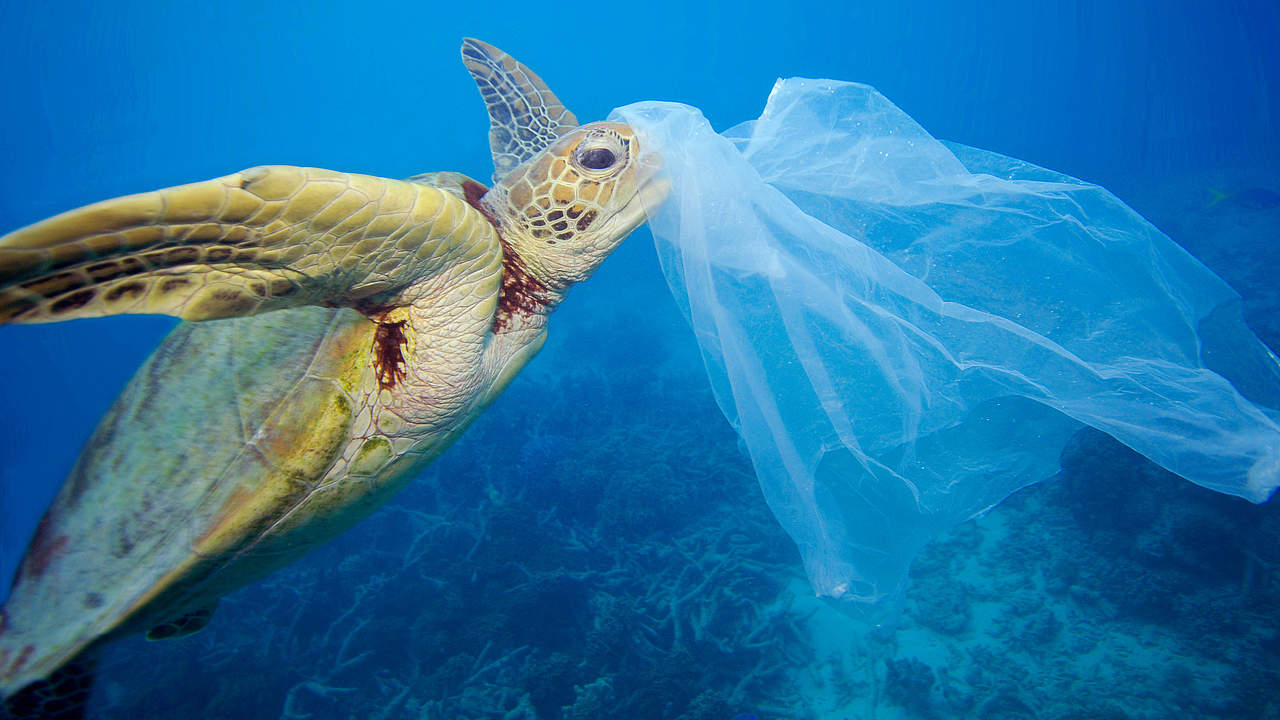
(637, 174, 672, 214)
(618, 179, 671, 235)
(614, 156, 671, 235)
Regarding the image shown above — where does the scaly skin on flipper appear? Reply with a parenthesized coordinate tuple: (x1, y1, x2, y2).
(0, 167, 489, 325)
(0, 39, 665, 715)
(1, 658, 95, 720)
(462, 38, 580, 182)
(0, 182, 506, 715)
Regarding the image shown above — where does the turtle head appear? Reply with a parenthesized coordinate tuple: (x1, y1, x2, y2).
(482, 121, 665, 291)
(460, 38, 667, 303)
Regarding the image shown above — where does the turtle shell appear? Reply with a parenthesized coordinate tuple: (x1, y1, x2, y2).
(0, 304, 386, 695)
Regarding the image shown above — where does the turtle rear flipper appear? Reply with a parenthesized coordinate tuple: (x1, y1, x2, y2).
(0, 166, 490, 325)
(145, 602, 217, 641)
(2, 658, 95, 720)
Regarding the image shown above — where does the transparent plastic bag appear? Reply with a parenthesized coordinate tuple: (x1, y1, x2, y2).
(611, 79, 1280, 603)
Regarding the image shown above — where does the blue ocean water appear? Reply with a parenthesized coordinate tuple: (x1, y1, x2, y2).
(1, 1, 1277, 718)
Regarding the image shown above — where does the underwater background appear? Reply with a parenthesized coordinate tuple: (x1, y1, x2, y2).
(1, 0, 1278, 718)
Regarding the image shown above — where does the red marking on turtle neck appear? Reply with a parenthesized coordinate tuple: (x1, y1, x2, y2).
(462, 179, 498, 226)
(461, 179, 556, 332)
(493, 245, 556, 332)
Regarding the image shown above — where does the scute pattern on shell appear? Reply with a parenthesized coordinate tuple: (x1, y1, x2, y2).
(0, 37, 657, 716)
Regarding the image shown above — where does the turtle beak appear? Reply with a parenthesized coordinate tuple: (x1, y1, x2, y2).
(614, 176, 669, 239)
(618, 148, 670, 234)
(639, 177, 671, 216)
(637, 154, 670, 214)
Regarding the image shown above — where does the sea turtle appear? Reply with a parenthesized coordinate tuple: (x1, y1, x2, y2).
(0, 38, 664, 718)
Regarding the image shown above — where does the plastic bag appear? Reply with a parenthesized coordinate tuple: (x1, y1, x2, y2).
(610, 79, 1280, 604)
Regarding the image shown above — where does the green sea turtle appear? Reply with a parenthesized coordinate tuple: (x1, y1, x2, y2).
(0, 38, 664, 718)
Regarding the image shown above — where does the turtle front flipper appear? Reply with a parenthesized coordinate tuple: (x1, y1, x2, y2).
(461, 38, 579, 182)
(1, 657, 95, 720)
(0, 166, 494, 325)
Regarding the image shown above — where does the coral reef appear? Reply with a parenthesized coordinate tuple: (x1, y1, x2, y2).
(86, 350, 808, 719)
(75, 191, 1280, 720)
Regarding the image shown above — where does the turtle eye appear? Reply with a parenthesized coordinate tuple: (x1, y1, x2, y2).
(571, 128, 629, 176)
(578, 147, 616, 170)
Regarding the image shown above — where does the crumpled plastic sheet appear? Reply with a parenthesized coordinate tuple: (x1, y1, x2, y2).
(610, 79, 1280, 604)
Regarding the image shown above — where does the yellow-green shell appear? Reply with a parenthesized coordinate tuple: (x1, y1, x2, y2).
(0, 38, 659, 704)
(0, 180, 509, 694)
